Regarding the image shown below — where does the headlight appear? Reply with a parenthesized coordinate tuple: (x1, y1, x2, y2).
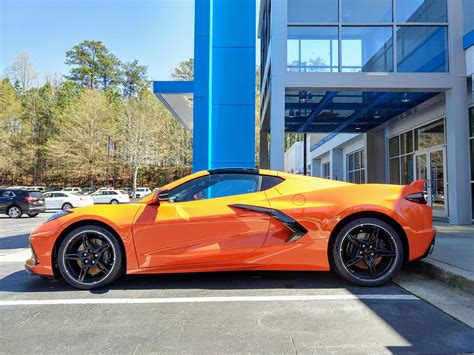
(46, 210, 73, 223)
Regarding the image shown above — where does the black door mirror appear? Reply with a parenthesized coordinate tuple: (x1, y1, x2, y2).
(158, 190, 170, 202)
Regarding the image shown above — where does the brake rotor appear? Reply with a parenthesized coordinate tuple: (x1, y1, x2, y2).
(77, 241, 101, 276)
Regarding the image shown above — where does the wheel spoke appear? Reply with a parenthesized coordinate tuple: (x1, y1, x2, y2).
(78, 266, 89, 282)
(64, 253, 81, 260)
(365, 258, 377, 278)
(96, 261, 110, 274)
(345, 255, 364, 268)
(346, 234, 363, 248)
(93, 243, 110, 256)
(375, 249, 396, 257)
(367, 226, 379, 245)
(81, 234, 92, 251)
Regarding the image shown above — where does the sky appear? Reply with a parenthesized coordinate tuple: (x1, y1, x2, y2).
(0, 0, 199, 82)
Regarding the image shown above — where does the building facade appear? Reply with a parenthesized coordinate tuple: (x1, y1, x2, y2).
(260, 0, 473, 224)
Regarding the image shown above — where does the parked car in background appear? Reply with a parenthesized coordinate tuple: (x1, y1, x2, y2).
(42, 191, 94, 210)
(62, 187, 83, 194)
(0, 188, 45, 218)
(26, 186, 46, 192)
(135, 187, 151, 198)
(90, 190, 130, 204)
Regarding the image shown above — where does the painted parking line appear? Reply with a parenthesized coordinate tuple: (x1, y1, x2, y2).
(0, 294, 419, 306)
(0, 248, 30, 262)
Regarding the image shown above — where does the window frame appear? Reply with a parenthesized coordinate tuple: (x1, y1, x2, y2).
(346, 149, 366, 183)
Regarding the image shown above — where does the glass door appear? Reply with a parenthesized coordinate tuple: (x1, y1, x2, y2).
(415, 148, 447, 218)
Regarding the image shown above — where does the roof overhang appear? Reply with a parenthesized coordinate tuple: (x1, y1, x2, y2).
(153, 81, 194, 131)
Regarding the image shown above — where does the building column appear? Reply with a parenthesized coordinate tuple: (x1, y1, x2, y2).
(330, 148, 344, 181)
(269, 0, 287, 171)
(446, 79, 471, 224)
(311, 158, 321, 177)
(259, 130, 269, 169)
(445, 0, 471, 224)
(366, 130, 386, 183)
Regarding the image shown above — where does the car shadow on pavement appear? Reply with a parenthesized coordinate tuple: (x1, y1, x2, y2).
(0, 234, 29, 249)
(0, 269, 394, 294)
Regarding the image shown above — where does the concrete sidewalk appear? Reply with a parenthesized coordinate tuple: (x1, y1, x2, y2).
(406, 221, 474, 294)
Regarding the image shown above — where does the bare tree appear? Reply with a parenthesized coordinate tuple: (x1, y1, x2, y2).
(117, 93, 162, 195)
(5, 52, 38, 94)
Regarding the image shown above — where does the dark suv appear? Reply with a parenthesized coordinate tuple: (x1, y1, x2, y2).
(0, 189, 46, 218)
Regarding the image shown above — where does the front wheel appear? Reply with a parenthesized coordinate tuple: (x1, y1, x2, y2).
(62, 203, 73, 210)
(57, 225, 124, 290)
(110, 199, 119, 205)
(331, 218, 403, 287)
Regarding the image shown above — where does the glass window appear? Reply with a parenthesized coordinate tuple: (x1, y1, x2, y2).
(396, 0, 447, 23)
(401, 154, 414, 184)
(261, 176, 284, 190)
(470, 140, 474, 181)
(287, 26, 339, 72)
(169, 174, 261, 203)
(288, 0, 338, 23)
(347, 150, 365, 183)
(389, 158, 401, 184)
(469, 107, 473, 137)
(415, 119, 445, 150)
(397, 26, 448, 72)
(342, 0, 392, 23)
(341, 27, 393, 72)
(400, 131, 413, 154)
(389, 136, 400, 158)
(322, 162, 331, 179)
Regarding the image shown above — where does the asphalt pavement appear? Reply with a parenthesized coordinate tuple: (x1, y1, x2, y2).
(1, 214, 473, 354)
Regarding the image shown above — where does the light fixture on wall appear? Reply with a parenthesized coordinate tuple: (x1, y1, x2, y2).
(401, 93, 410, 103)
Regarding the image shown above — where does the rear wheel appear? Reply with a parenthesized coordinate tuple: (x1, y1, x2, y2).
(27, 213, 39, 217)
(7, 206, 22, 218)
(331, 218, 403, 287)
(110, 199, 119, 205)
(57, 225, 124, 290)
(62, 203, 73, 210)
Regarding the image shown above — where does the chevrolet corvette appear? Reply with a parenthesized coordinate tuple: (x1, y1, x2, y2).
(25, 168, 436, 289)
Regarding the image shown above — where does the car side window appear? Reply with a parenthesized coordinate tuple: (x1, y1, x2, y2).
(1, 191, 14, 197)
(261, 175, 284, 191)
(169, 173, 260, 203)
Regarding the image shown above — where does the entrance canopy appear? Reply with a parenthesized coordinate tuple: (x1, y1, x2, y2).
(285, 90, 439, 134)
(153, 81, 194, 130)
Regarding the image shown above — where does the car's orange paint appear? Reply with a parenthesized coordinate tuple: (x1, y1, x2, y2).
(26, 170, 435, 278)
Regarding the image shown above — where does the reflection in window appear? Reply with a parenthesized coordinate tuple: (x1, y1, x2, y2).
(288, 0, 338, 23)
(347, 150, 365, 184)
(396, 0, 447, 23)
(401, 154, 414, 184)
(397, 26, 448, 72)
(389, 158, 401, 184)
(287, 27, 339, 72)
(342, 0, 392, 23)
(322, 162, 331, 179)
(341, 27, 393, 72)
(415, 119, 445, 150)
(389, 136, 400, 158)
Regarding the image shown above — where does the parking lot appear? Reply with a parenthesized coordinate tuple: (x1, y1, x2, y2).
(1, 214, 473, 353)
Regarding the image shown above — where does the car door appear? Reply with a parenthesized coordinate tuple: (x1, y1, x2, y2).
(0, 190, 14, 213)
(132, 173, 273, 268)
(93, 191, 106, 204)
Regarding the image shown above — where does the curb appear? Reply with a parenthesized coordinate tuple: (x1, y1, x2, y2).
(405, 258, 474, 295)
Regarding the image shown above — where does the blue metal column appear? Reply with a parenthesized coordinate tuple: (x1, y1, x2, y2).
(193, 0, 256, 171)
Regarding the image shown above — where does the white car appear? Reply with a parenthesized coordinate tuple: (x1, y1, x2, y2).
(62, 187, 83, 194)
(90, 190, 130, 204)
(43, 191, 94, 210)
(135, 187, 151, 198)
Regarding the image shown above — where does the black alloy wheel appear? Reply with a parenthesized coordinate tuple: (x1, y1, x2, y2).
(332, 218, 403, 286)
(58, 226, 123, 289)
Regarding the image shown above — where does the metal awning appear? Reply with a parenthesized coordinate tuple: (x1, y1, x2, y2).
(153, 81, 194, 130)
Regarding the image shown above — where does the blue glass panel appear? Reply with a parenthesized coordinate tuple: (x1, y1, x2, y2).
(397, 26, 448, 72)
(341, 27, 393, 72)
(342, 0, 392, 23)
(396, 0, 447, 23)
(288, 0, 338, 23)
(287, 26, 339, 72)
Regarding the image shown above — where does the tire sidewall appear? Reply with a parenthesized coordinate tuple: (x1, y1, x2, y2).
(332, 217, 404, 287)
(62, 203, 73, 210)
(57, 225, 123, 290)
(110, 199, 118, 205)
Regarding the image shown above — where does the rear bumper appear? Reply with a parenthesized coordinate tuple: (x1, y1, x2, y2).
(26, 205, 46, 213)
(406, 227, 437, 261)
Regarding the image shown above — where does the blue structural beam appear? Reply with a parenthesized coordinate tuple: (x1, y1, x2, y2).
(153, 81, 193, 94)
(193, 0, 256, 172)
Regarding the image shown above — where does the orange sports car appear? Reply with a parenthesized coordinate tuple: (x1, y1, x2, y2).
(25, 168, 436, 289)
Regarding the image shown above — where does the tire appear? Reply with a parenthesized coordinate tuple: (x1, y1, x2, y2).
(7, 205, 22, 218)
(27, 213, 39, 217)
(62, 203, 73, 210)
(331, 217, 403, 287)
(57, 225, 124, 290)
(110, 199, 119, 205)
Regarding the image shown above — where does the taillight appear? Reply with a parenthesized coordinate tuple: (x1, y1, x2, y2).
(25, 196, 38, 203)
(405, 192, 427, 205)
